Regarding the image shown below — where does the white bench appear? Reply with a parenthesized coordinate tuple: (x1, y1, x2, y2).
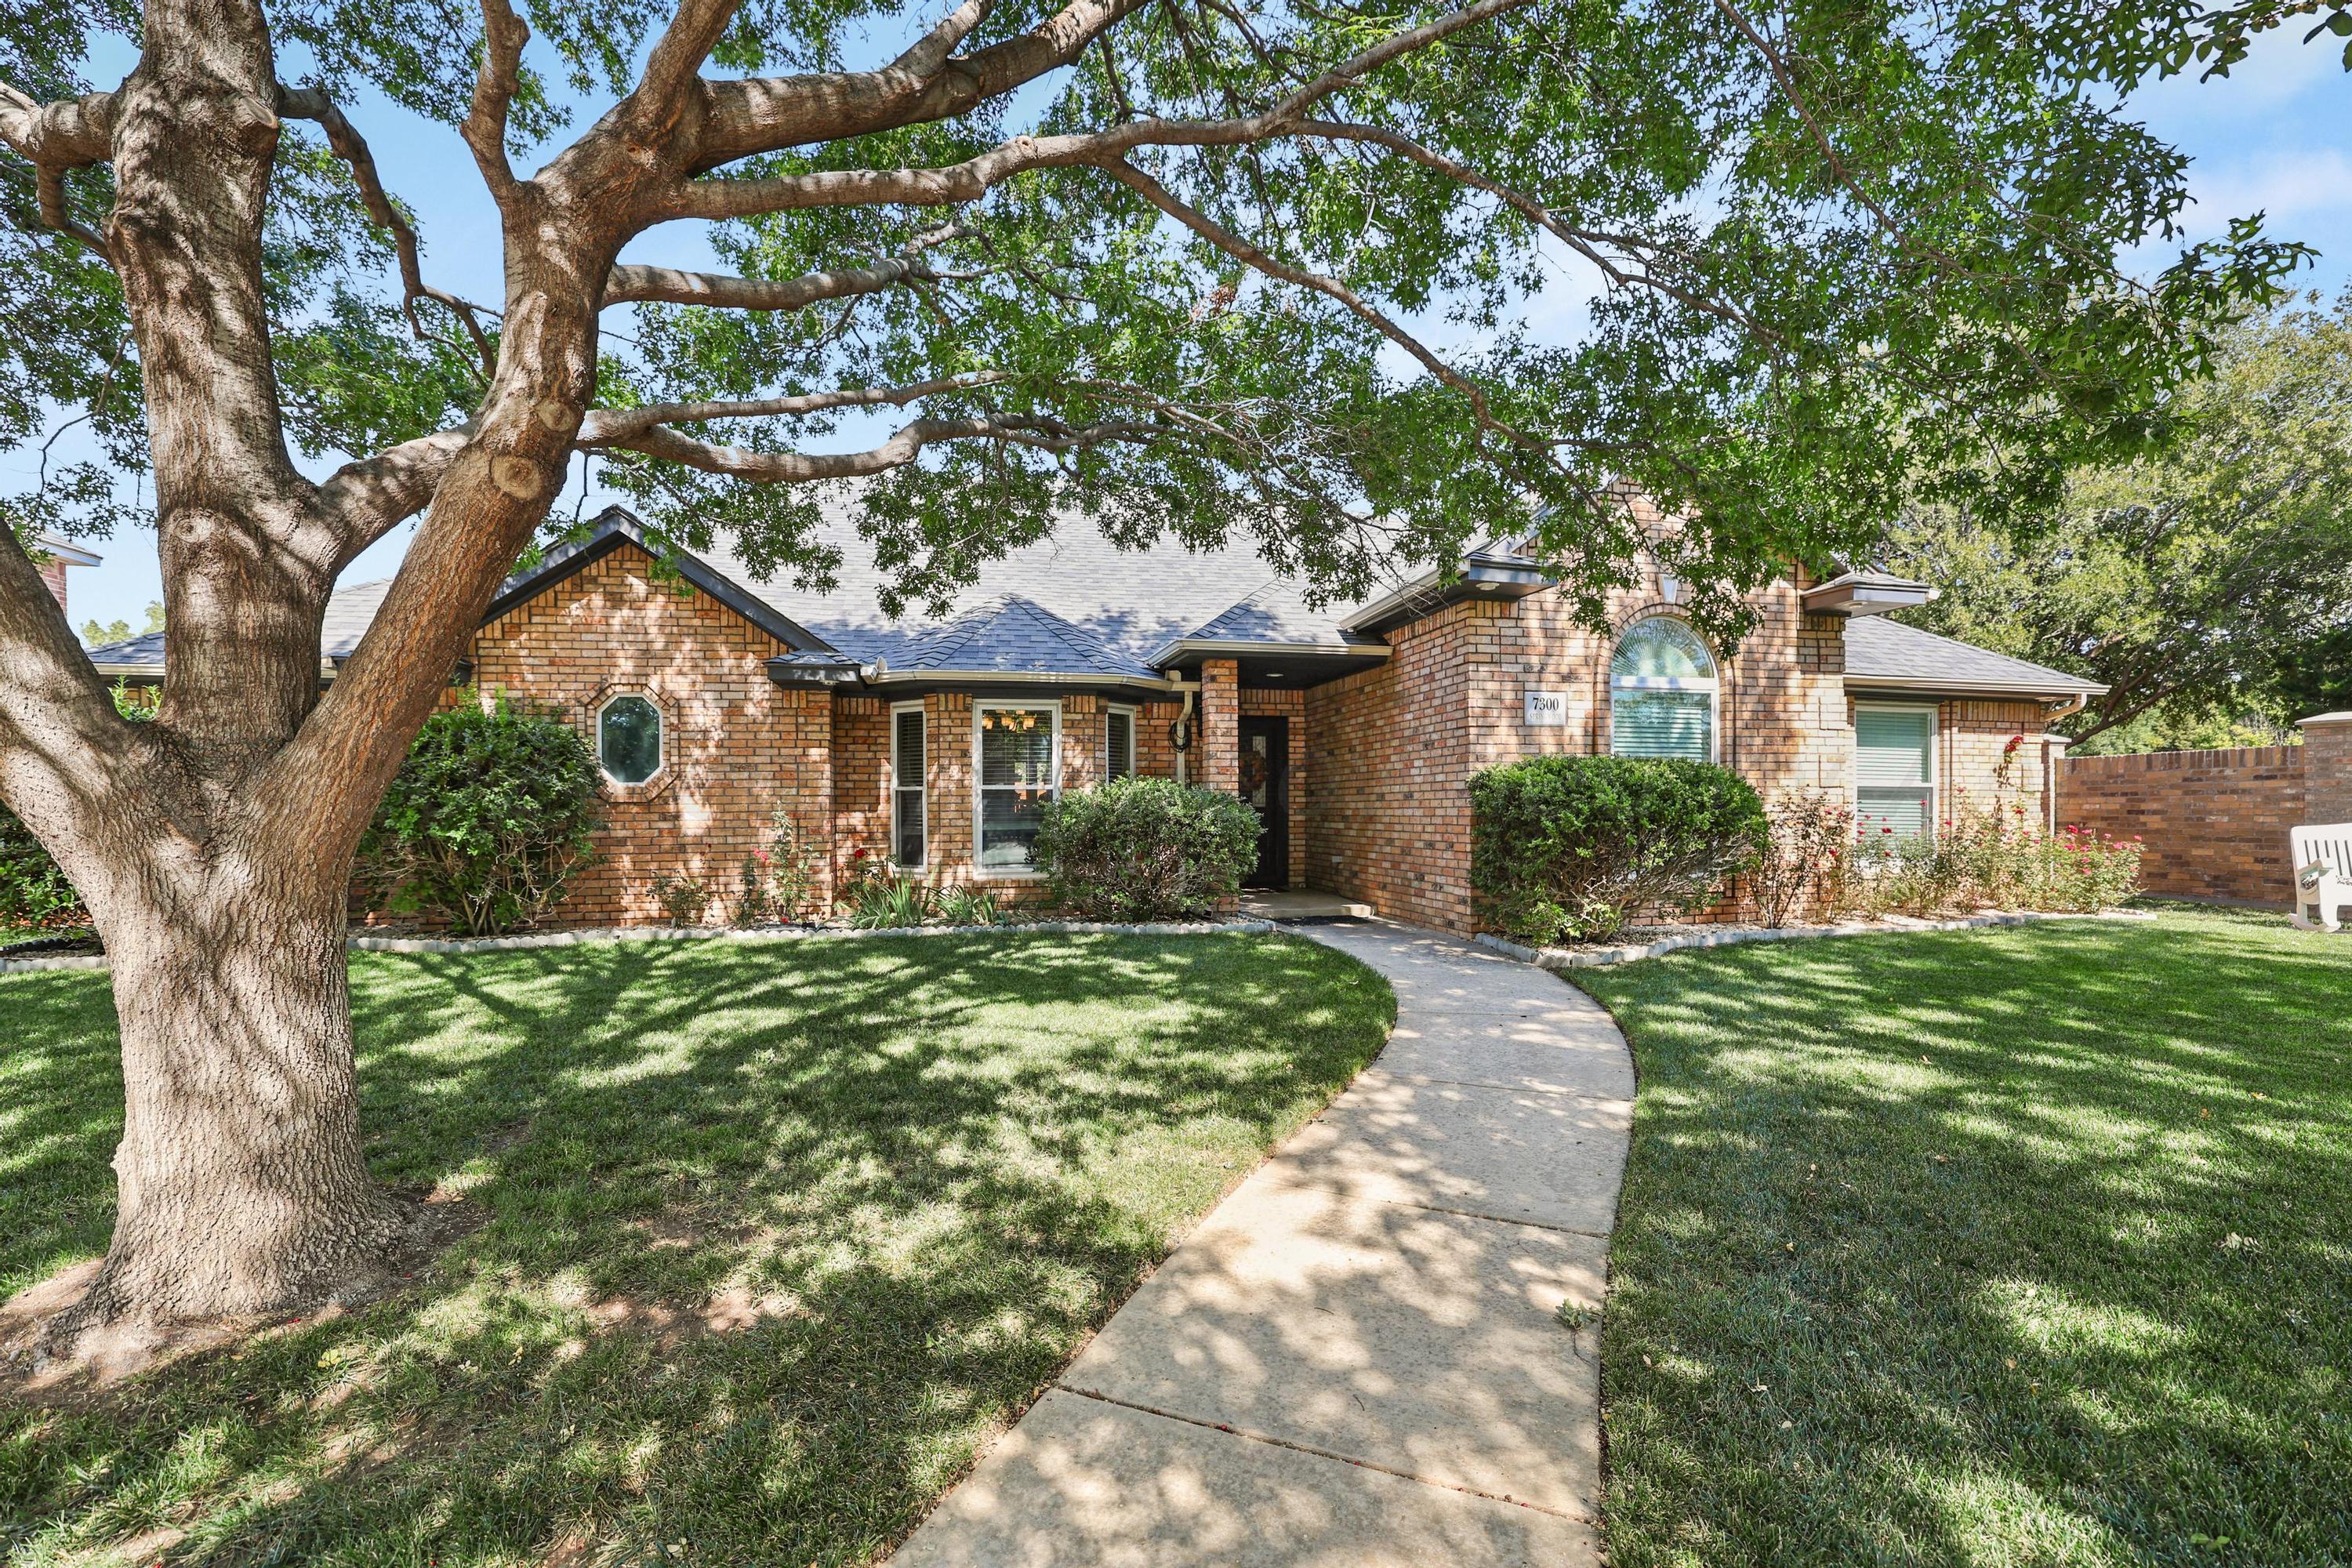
(2290, 823, 2352, 932)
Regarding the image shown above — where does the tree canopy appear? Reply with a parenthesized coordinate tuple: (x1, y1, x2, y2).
(2, 0, 2316, 647)
(1884, 291, 2352, 751)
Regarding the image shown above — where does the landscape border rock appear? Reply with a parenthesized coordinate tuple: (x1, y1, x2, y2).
(1473, 907, 2158, 971)
(0, 919, 1276, 975)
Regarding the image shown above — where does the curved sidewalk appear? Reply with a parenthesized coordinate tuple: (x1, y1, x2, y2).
(891, 920, 1635, 1567)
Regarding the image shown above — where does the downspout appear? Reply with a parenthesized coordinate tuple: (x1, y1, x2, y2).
(1173, 684, 1197, 786)
(2041, 695, 2088, 833)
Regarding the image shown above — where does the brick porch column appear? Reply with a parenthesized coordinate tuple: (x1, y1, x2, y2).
(2300, 712, 2352, 822)
(1200, 659, 1240, 793)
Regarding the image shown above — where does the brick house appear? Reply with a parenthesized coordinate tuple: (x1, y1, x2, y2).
(89, 504, 2105, 933)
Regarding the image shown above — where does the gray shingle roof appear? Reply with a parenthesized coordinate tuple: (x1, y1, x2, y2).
(1844, 616, 2106, 695)
(892, 594, 1154, 679)
(1176, 581, 1370, 650)
(79, 498, 2100, 701)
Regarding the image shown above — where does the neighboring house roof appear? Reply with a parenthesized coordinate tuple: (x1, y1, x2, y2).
(1844, 617, 2107, 697)
(32, 532, 103, 568)
(79, 500, 2105, 701)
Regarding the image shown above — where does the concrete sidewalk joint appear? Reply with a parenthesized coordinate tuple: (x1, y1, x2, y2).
(888, 918, 1632, 1568)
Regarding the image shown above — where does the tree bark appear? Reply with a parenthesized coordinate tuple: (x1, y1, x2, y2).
(60, 851, 414, 1330)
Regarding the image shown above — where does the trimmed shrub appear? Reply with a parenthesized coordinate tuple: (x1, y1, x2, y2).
(1033, 777, 1260, 920)
(1470, 756, 1768, 945)
(358, 693, 604, 935)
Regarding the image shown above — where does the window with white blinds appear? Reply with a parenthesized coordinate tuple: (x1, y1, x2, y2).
(1106, 706, 1136, 780)
(890, 703, 926, 868)
(1610, 617, 1717, 760)
(1855, 706, 1935, 837)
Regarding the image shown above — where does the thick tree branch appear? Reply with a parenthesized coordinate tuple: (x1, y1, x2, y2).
(594, 409, 1155, 481)
(0, 529, 144, 850)
(0, 84, 120, 258)
(605, 255, 948, 310)
(314, 424, 479, 568)
(691, 0, 1131, 171)
(636, 0, 744, 129)
(463, 0, 528, 201)
(277, 85, 499, 376)
(577, 372, 1013, 444)
(667, 0, 1533, 220)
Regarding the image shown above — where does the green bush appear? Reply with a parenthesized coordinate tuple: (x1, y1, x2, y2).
(839, 853, 931, 928)
(1033, 777, 1260, 920)
(358, 693, 604, 935)
(1470, 756, 1768, 945)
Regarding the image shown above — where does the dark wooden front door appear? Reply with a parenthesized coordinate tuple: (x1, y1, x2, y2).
(1240, 716, 1289, 889)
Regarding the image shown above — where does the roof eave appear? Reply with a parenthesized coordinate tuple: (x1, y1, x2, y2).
(1147, 636, 1392, 670)
(1339, 559, 1551, 636)
(863, 667, 1168, 688)
(1802, 573, 1938, 619)
(1843, 673, 2110, 699)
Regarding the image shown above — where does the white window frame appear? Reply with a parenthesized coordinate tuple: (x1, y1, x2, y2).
(972, 699, 1062, 879)
(1106, 702, 1138, 781)
(1608, 616, 1719, 763)
(594, 690, 665, 786)
(890, 699, 927, 871)
(1853, 701, 1939, 840)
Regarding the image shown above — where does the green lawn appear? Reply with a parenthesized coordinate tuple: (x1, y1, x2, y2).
(0, 932, 1392, 1566)
(1579, 906, 2352, 1567)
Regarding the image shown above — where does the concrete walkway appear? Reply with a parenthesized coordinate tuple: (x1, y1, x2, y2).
(890, 920, 1635, 1567)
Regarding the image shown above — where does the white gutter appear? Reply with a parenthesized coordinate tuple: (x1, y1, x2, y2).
(1145, 636, 1392, 666)
(1842, 673, 2109, 698)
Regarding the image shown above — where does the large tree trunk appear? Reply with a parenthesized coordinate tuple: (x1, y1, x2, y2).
(64, 858, 414, 1328)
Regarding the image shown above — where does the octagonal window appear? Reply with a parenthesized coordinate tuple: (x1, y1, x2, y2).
(598, 694, 662, 785)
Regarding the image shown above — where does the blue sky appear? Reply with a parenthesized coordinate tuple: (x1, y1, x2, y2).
(42, 24, 2352, 636)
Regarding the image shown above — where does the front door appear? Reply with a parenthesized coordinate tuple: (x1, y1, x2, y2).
(1240, 716, 1289, 889)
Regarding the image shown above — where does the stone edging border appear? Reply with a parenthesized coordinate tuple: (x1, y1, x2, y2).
(0, 918, 1276, 975)
(1473, 907, 2158, 971)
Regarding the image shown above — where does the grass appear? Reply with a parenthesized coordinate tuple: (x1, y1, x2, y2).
(1577, 906, 2352, 1567)
(0, 931, 1392, 1566)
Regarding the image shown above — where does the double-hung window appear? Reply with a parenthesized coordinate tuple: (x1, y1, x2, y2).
(891, 702, 927, 869)
(975, 702, 1060, 873)
(1105, 705, 1138, 781)
(1610, 617, 1718, 760)
(1855, 705, 1936, 837)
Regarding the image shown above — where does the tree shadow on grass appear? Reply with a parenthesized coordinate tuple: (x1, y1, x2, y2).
(1581, 906, 2352, 1568)
(0, 931, 1392, 1566)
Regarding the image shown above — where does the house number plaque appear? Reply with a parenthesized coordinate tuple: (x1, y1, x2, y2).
(1523, 691, 1567, 727)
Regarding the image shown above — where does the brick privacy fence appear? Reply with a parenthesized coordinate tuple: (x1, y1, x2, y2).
(2055, 713, 2352, 908)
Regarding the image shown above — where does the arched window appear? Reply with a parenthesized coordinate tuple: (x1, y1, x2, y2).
(1610, 617, 1716, 760)
(597, 692, 664, 785)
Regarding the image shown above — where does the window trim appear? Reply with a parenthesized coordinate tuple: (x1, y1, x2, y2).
(1608, 615, 1719, 762)
(1853, 699, 1939, 840)
(1106, 702, 1138, 781)
(890, 699, 927, 871)
(972, 699, 1062, 880)
(594, 689, 666, 786)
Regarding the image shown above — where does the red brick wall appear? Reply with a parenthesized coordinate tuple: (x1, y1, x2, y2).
(456, 542, 831, 925)
(2305, 715, 2352, 823)
(1303, 602, 1487, 930)
(38, 555, 70, 615)
(2058, 744, 2307, 907)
